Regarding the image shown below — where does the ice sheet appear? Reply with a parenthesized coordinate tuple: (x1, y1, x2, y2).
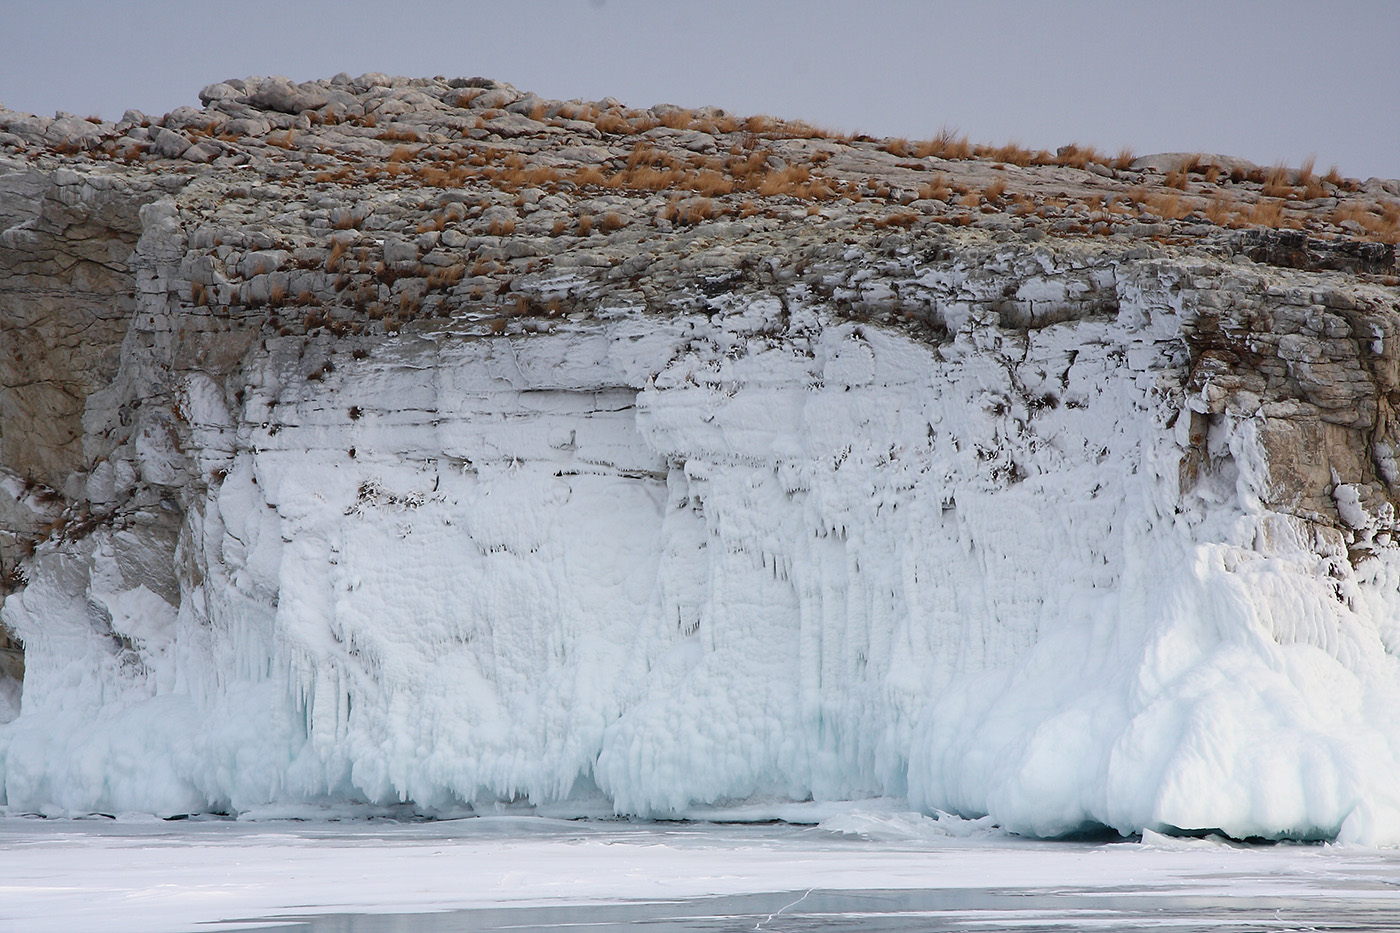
(0, 817, 1398, 933)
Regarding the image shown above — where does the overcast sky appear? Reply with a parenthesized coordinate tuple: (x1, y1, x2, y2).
(2, 1, 1396, 179)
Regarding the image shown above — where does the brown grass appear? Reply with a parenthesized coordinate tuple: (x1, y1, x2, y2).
(577, 214, 593, 236)
(377, 124, 422, 142)
(679, 198, 716, 225)
(884, 137, 911, 157)
(313, 166, 354, 184)
(983, 178, 1007, 201)
(1205, 194, 1238, 226)
(684, 169, 735, 197)
(983, 141, 1033, 166)
(1296, 159, 1325, 199)
(487, 217, 516, 236)
(918, 175, 953, 201)
(914, 130, 972, 161)
(1248, 198, 1286, 227)
(326, 240, 348, 270)
(595, 110, 639, 135)
(426, 264, 466, 288)
(756, 164, 810, 197)
(1331, 201, 1400, 242)
(571, 165, 607, 187)
(873, 211, 919, 229)
(659, 108, 695, 130)
(1053, 143, 1106, 169)
(1152, 193, 1196, 220)
(600, 211, 627, 232)
(1262, 165, 1294, 199)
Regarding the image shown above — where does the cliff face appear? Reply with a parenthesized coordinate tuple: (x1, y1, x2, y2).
(2, 75, 1400, 840)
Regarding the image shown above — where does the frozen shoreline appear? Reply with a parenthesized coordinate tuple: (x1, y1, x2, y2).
(2, 814, 1398, 933)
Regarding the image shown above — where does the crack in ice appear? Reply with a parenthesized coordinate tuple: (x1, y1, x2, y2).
(754, 887, 812, 931)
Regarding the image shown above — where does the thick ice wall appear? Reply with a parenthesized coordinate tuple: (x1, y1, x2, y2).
(4, 281, 1400, 843)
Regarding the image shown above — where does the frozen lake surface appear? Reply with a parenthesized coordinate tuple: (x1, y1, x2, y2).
(2, 812, 1399, 932)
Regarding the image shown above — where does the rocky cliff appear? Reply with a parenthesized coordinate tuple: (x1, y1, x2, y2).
(2, 74, 1399, 840)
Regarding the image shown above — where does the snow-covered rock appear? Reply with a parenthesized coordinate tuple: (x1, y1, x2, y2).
(2, 77, 1400, 843)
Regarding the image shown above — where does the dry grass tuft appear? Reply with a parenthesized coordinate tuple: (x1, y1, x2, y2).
(326, 240, 348, 271)
(1143, 192, 1192, 221)
(756, 164, 811, 197)
(678, 198, 716, 225)
(1262, 165, 1294, 199)
(1331, 200, 1400, 242)
(659, 108, 695, 130)
(918, 175, 953, 201)
(1205, 194, 1238, 226)
(983, 141, 1033, 166)
(426, 265, 466, 289)
(873, 211, 919, 229)
(377, 124, 422, 142)
(571, 165, 607, 188)
(595, 109, 641, 135)
(1248, 198, 1286, 227)
(914, 130, 972, 161)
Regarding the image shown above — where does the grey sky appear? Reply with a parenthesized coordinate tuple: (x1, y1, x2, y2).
(2, 0, 1396, 179)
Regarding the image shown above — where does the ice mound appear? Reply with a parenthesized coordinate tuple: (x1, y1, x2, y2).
(820, 808, 1000, 841)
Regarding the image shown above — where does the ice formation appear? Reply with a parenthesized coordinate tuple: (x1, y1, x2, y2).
(5, 284, 1400, 843)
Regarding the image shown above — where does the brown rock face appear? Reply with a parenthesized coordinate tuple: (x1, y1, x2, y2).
(0, 169, 150, 489)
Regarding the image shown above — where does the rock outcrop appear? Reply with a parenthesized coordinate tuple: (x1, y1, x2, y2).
(0, 75, 1398, 840)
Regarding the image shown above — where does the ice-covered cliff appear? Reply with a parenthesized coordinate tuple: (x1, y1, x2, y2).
(3, 75, 1400, 842)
